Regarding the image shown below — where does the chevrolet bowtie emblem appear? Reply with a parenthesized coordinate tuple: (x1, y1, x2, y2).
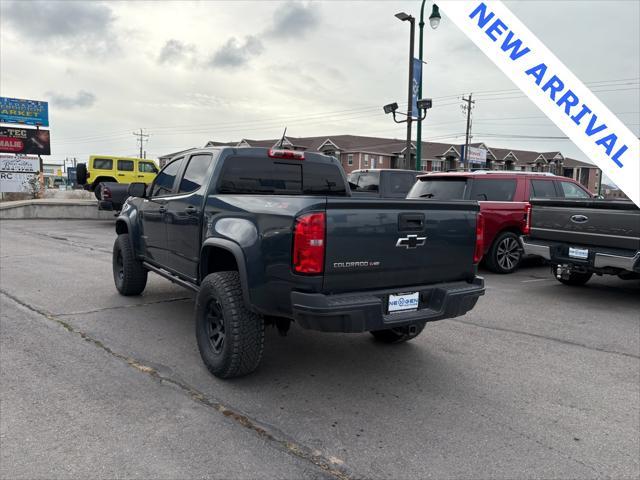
(396, 234, 427, 249)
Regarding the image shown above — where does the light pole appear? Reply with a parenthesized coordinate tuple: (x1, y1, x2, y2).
(416, 3, 441, 171)
(395, 12, 416, 170)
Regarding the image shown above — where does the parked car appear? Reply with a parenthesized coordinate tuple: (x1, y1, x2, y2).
(97, 182, 129, 213)
(347, 169, 419, 198)
(114, 147, 485, 378)
(75, 155, 159, 198)
(521, 198, 639, 285)
(407, 171, 594, 273)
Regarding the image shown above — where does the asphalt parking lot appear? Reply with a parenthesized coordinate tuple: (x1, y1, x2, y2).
(1, 219, 638, 479)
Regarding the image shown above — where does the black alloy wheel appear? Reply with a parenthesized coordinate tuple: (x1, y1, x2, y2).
(206, 299, 226, 354)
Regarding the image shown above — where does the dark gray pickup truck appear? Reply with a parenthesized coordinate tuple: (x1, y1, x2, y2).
(522, 198, 640, 285)
(113, 147, 485, 378)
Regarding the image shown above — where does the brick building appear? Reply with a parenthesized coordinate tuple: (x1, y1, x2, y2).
(162, 134, 601, 193)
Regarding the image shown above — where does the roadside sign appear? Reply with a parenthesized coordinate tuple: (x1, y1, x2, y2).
(67, 167, 77, 183)
(0, 97, 49, 127)
(467, 146, 487, 164)
(0, 172, 37, 192)
(0, 127, 51, 155)
(0, 154, 39, 173)
(0, 154, 39, 193)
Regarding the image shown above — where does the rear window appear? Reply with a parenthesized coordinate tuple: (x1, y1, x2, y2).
(350, 172, 380, 192)
(218, 157, 347, 196)
(408, 178, 468, 200)
(469, 179, 516, 201)
(93, 158, 113, 170)
(530, 179, 558, 199)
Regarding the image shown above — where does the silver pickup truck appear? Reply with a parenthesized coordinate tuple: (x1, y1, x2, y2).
(522, 199, 640, 285)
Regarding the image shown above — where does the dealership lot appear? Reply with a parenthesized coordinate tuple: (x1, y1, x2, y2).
(1, 219, 638, 479)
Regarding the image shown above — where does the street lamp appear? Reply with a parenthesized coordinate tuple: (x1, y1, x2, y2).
(393, 11, 415, 170)
(416, 3, 441, 171)
(383, 99, 432, 122)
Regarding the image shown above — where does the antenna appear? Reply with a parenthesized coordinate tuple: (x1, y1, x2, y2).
(276, 127, 287, 149)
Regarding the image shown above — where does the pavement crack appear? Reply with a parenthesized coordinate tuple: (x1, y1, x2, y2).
(56, 297, 193, 317)
(451, 319, 640, 360)
(10, 228, 113, 255)
(0, 290, 354, 480)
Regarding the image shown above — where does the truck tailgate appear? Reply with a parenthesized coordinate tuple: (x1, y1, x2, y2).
(530, 199, 640, 250)
(323, 199, 479, 293)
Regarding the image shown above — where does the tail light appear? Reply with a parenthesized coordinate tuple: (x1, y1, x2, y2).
(268, 149, 304, 160)
(293, 212, 325, 274)
(522, 203, 532, 235)
(473, 213, 484, 264)
(101, 186, 112, 200)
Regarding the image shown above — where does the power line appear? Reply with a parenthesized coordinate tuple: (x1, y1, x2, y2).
(133, 129, 149, 158)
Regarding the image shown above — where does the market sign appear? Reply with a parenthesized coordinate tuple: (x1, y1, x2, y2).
(0, 154, 39, 173)
(467, 146, 487, 164)
(0, 127, 51, 155)
(0, 97, 49, 127)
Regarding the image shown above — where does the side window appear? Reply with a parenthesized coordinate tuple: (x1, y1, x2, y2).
(118, 160, 134, 171)
(93, 158, 113, 170)
(560, 181, 590, 198)
(179, 154, 212, 193)
(150, 158, 183, 197)
(530, 179, 558, 199)
(388, 173, 417, 196)
(139, 162, 158, 173)
(470, 179, 516, 201)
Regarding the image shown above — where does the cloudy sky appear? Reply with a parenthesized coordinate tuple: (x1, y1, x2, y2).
(1, 0, 638, 164)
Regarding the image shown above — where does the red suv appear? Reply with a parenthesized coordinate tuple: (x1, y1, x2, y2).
(408, 171, 594, 273)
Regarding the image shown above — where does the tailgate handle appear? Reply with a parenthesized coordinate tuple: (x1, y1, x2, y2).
(398, 213, 424, 231)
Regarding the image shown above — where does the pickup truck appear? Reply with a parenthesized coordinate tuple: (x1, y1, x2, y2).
(113, 147, 485, 378)
(521, 198, 640, 285)
(97, 182, 129, 212)
(347, 169, 419, 198)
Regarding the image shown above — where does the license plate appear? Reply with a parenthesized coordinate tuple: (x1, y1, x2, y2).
(568, 247, 589, 259)
(388, 292, 419, 313)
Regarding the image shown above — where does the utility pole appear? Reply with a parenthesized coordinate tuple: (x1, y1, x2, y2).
(133, 129, 149, 159)
(461, 94, 475, 171)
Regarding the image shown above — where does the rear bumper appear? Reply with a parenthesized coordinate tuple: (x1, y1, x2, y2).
(291, 277, 484, 333)
(521, 237, 640, 272)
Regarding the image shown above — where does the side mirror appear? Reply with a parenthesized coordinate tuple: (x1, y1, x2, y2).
(128, 182, 147, 198)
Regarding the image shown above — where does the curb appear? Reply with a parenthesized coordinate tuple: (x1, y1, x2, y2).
(0, 199, 115, 220)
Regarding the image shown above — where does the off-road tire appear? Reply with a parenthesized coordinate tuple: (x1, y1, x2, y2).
(370, 321, 426, 344)
(113, 234, 147, 296)
(196, 272, 264, 379)
(556, 269, 593, 286)
(76, 163, 87, 185)
(484, 231, 522, 274)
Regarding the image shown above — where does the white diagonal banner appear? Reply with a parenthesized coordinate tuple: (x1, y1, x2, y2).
(439, 1, 639, 206)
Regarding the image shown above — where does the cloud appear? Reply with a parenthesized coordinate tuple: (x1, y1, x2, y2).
(265, 2, 321, 39)
(46, 91, 97, 110)
(209, 36, 264, 68)
(1, 0, 118, 56)
(157, 39, 197, 65)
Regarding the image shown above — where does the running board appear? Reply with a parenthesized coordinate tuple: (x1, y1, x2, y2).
(143, 262, 200, 292)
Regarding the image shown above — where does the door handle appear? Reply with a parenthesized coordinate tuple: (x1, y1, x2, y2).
(185, 205, 197, 215)
(158, 206, 167, 214)
(117, 173, 125, 176)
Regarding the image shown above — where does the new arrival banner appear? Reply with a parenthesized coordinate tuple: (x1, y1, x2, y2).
(439, 1, 639, 206)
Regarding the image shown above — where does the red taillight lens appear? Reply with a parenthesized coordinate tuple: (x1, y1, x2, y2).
(293, 212, 325, 274)
(522, 203, 532, 235)
(268, 149, 304, 160)
(101, 186, 112, 200)
(473, 213, 484, 264)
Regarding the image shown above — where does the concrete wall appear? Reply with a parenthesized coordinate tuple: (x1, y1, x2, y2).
(0, 200, 114, 220)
